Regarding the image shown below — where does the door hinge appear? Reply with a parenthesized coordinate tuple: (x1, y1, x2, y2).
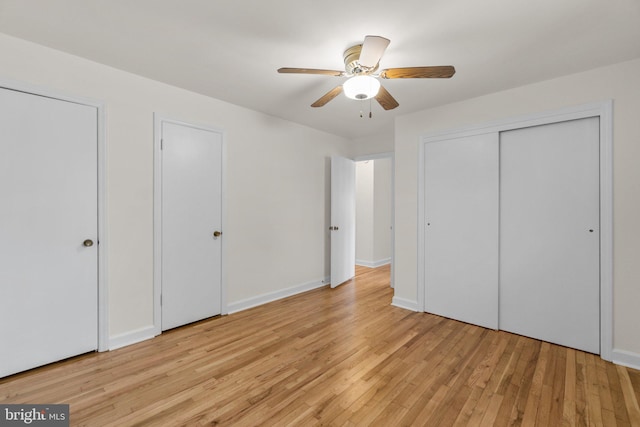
(160, 139, 163, 150)
(160, 294, 162, 306)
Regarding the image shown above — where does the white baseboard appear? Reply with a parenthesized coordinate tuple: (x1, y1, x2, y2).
(355, 258, 391, 268)
(109, 325, 157, 351)
(612, 349, 640, 370)
(227, 277, 330, 314)
(391, 296, 419, 312)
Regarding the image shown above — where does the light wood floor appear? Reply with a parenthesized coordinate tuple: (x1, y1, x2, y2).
(1, 265, 639, 426)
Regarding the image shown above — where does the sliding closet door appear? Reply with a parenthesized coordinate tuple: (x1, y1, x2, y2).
(424, 133, 499, 329)
(499, 117, 600, 354)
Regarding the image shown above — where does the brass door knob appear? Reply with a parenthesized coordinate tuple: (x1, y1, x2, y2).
(83, 239, 94, 247)
(213, 231, 222, 238)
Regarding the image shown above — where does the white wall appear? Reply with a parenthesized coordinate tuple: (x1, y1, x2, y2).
(350, 130, 394, 157)
(373, 158, 392, 263)
(0, 33, 351, 345)
(394, 58, 640, 365)
(356, 161, 375, 264)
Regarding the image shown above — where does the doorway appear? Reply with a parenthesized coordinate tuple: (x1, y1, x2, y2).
(355, 153, 394, 287)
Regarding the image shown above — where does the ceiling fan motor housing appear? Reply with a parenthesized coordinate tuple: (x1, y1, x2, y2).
(343, 44, 379, 75)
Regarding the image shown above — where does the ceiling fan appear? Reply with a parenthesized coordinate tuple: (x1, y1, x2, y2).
(277, 35, 455, 111)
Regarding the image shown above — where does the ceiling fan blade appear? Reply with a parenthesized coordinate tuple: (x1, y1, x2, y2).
(278, 67, 345, 76)
(375, 85, 399, 110)
(379, 66, 456, 79)
(358, 36, 390, 68)
(311, 85, 343, 107)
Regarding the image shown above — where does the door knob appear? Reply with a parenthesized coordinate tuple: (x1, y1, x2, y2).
(83, 239, 94, 247)
(213, 231, 222, 238)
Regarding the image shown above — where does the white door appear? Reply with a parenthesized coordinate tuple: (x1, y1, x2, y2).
(0, 87, 98, 378)
(500, 117, 600, 353)
(330, 156, 355, 288)
(161, 121, 222, 331)
(424, 134, 499, 329)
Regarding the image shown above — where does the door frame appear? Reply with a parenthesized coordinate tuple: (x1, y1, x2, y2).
(0, 77, 108, 352)
(417, 100, 613, 361)
(153, 114, 227, 335)
(354, 152, 395, 288)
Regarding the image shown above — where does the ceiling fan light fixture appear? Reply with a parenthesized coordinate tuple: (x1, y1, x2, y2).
(343, 75, 380, 100)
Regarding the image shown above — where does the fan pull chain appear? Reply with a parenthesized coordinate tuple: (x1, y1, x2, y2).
(360, 99, 373, 119)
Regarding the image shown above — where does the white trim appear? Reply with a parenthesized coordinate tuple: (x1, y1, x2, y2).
(356, 258, 391, 268)
(153, 114, 227, 334)
(0, 77, 109, 353)
(227, 278, 329, 314)
(354, 151, 394, 162)
(220, 131, 229, 315)
(417, 141, 426, 312)
(153, 115, 162, 336)
(612, 349, 640, 371)
(598, 101, 614, 362)
(420, 101, 612, 144)
(391, 296, 419, 312)
(96, 98, 109, 352)
(108, 326, 156, 351)
(417, 100, 614, 361)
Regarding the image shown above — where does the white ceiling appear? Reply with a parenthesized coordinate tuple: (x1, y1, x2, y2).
(1, 0, 639, 140)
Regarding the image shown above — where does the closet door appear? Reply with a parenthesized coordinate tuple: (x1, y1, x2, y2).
(424, 133, 499, 329)
(161, 121, 223, 331)
(499, 117, 600, 354)
(0, 87, 98, 377)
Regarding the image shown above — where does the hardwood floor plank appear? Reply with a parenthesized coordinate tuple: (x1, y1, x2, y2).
(563, 348, 578, 427)
(521, 341, 551, 426)
(618, 365, 640, 426)
(1, 264, 639, 426)
(547, 346, 567, 426)
(606, 361, 632, 426)
(585, 353, 605, 425)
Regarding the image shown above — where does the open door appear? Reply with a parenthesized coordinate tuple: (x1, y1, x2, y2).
(330, 156, 356, 288)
